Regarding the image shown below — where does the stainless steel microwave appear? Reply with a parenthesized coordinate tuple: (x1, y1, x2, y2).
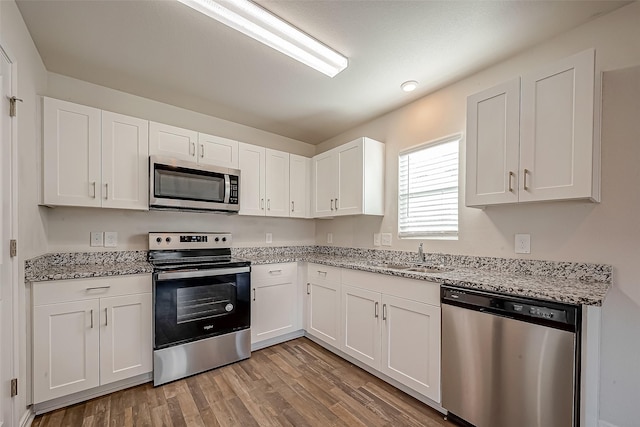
(149, 156, 240, 213)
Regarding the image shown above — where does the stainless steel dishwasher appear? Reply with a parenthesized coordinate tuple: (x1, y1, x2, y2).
(441, 285, 581, 427)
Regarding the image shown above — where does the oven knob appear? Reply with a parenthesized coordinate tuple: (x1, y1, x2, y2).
(215, 237, 220, 242)
(156, 237, 162, 244)
(222, 237, 227, 242)
(166, 237, 171, 243)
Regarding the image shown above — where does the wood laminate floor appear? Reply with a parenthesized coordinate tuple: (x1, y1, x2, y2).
(32, 338, 454, 427)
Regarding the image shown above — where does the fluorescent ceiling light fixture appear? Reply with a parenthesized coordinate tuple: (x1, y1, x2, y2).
(177, 0, 348, 77)
(401, 80, 418, 92)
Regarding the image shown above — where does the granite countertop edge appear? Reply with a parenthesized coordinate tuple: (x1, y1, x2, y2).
(26, 261, 153, 283)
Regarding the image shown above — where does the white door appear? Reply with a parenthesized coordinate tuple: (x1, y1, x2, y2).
(312, 151, 336, 217)
(148, 122, 198, 162)
(101, 111, 149, 210)
(289, 154, 310, 218)
(33, 300, 100, 403)
(307, 281, 340, 346)
(265, 149, 290, 217)
(519, 49, 595, 202)
(0, 48, 17, 427)
(381, 295, 441, 403)
(198, 133, 239, 168)
(252, 279, 297, 343)
(238, 143, 266, 216)
(43, 97, 102, 207)
(100, 293, 152, 385)
(341, 286, 381, 370)
(336, 140, 364, 215)
(465, 78, 521, 206)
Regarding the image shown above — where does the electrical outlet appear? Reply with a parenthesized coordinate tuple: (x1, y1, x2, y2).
(381, 233, 392, 247)
(104, 231, 118, 248)
(373, 233, 381, 247)
(265, 233, 273, 244)
(327, 233, 333, 244)
(515, 234, 531, 254)
(90, 231, 103, 247)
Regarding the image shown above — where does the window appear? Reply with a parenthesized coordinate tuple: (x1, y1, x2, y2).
(398, 135, 460, 239)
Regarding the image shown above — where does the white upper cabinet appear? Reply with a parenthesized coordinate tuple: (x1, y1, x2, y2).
(466, 78, 520, 206)
(148, 122, 198, 162)
(312, 137, 385, 218)
(289, 154, 311, 218)
(197, 133, 239, 169)
(238, 143, 291, 217)
(466, 49, 599, 207)
(43, 98, 149, 210)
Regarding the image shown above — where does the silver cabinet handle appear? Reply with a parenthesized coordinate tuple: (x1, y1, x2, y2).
(306, 283, 310, 295)
(192, 142, 196, 156)
(382, 304, 387, 321)
(330, 199, 334, 211)
(86, 286, 111, 291)
(253, 288, 256, 301)
(374, 301, 379, 318)
(200, 144, 204, 158)
(523, 169, 530, 190)
(291, 201, 294, 212)
(104, 183, 109, 200)
(90, 309, 94, 328)
(267, 199, 271, 210)
(105, 308, 108, 326)
(335, 198, 338, 209)
(90, 181, 96, 198)
(317, 270, 327, 276)
(261, 198, 264, 210)
(268, 269, 282, 274)
(508, 172, 514, 192)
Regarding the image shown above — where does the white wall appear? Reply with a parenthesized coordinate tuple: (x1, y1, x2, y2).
(0, 0, 48, 422)
(315, 3, 640, 426)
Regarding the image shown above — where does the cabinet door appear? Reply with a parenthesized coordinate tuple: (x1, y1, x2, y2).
(149, 122, 198, 162)
(198, 133, 239, 168)
(43, 97, 102, 207)
(289, 154, 310, 218)
(33, 299, 100, 403)
(238, 143, 266, 216)
(336, 140, 364, 215)
(101, 111, 149, 210)
(312, 151, 337, 217)
(520, 49, 596, 202)
(381, 295, 441, 403)
(307, 280, 340, 347)
(265, 149, 290, 217)
(100, 293, 152, 385)
(252, 274, 298, 344)
(466, 79, 520, 206)
(341, 285, 381, 370)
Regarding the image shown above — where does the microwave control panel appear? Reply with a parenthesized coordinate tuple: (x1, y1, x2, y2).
(229, 176, 239, 204)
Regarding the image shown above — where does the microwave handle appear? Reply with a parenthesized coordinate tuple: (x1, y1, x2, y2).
(224, 174, 231, 204)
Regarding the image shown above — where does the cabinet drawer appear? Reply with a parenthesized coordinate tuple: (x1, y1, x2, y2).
(252, 263, 297, 281)
(307, 264, 341, 286)
(33, 274, 152, 306)
(341, 269, 440, 306)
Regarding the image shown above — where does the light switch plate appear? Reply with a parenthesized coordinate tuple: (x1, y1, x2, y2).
(104, 231, 118, 248)
(327, 233, 333, 244)
(515, 234, 531, 254)
(373, 233, 381, 247)
(265, 233, 273, 244)
(90, 231, 103, 247)
(381, 233, 392, 246)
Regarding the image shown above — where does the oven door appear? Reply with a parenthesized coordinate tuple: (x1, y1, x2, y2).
(153, 266, 250, 349)
(149, 156, 239, 212)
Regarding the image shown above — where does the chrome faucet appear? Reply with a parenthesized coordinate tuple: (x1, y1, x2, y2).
(418, 243, 426, 264)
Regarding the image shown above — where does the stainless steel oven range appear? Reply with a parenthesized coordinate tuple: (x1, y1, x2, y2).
(149, 232, 251, 386)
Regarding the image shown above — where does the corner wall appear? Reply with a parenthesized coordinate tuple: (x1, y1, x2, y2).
(314, 3, 640, 426)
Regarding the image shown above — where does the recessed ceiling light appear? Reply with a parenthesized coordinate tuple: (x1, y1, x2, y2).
(177, 0, 348, 78)
(401, 81, 419, 92)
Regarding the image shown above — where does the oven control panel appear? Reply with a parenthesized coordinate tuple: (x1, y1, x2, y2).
(149, 232, 232, 249)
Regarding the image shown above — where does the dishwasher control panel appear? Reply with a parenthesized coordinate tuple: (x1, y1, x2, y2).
(506, 302, 567, 322)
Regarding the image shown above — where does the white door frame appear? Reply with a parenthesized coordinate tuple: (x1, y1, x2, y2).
(0, 41, 19, 427)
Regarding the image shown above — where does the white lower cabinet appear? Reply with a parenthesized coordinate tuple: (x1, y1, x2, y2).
(342, 285, 381, 369)
(32, 275, 152, 404)
(251, 263, 299, 345)
(306, 264, 341, 347)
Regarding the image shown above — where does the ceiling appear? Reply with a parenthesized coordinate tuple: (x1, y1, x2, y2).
(17, 0, 629, 144)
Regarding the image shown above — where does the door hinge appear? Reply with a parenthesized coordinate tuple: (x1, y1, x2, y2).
(9, 239, 17, 257)
(9, 96, 23, 118)
(10, 378, 17, 397)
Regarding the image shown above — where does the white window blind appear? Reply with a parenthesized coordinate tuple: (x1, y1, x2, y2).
(398, 135, 460, 238)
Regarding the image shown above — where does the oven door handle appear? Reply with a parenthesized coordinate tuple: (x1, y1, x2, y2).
(156, 266, 250, 281)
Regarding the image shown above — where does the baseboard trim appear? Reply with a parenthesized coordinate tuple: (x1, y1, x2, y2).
(19, 408, 35, 427)
(303, 333, 447, 416)
(251, 330, 305, 351)
(33, 373, 152, 415)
